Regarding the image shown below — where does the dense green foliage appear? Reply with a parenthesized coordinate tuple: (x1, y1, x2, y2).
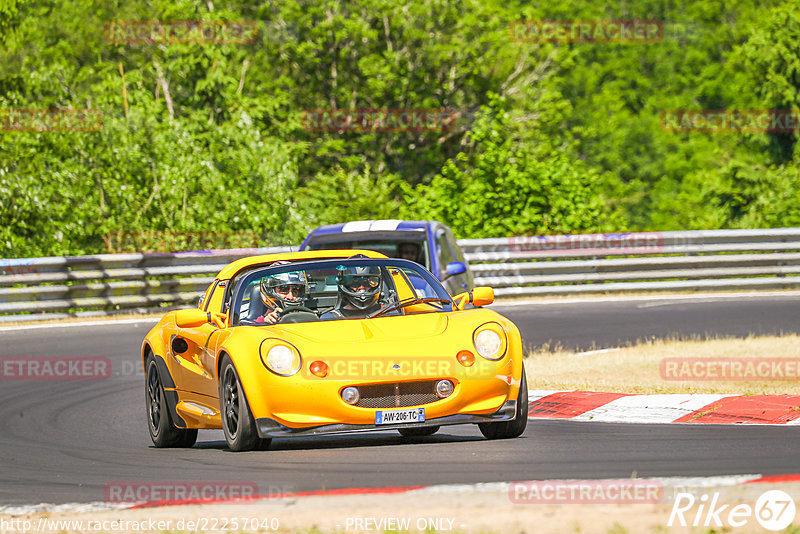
(1, 0, 799, 256)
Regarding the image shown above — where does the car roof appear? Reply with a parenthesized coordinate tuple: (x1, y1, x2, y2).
(215, 249, 387, 279)
(308, 219, 434, 236)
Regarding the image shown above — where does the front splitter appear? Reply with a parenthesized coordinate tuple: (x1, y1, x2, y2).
(256, 400, 517, 438)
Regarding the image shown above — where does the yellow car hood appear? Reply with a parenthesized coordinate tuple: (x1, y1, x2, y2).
(269, 312, 450, 342)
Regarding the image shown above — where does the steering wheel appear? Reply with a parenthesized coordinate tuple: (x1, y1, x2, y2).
(278, 306, 320, 323)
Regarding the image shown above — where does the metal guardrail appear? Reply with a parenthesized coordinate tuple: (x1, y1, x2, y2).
(460, 228, 800, 297)
(3, 228, 800, 322)
(0, 248, 291, 322)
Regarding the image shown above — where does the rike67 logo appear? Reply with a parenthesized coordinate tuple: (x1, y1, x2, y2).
(669, 490, 796, 531)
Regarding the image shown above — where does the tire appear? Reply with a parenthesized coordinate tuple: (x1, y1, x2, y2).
(145, 355, 198, 448)
(219, 355, 266, 452)
(398, 426, 440, 437)
(478, 366, 528, 440)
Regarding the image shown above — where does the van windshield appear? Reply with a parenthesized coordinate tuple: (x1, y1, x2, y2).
(305, 239, 430, 270)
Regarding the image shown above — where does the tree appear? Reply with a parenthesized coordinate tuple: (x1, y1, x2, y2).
(408, 96, 615, 237)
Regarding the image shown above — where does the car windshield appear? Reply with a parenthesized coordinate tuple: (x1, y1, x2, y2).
(231, 258, 453, 325)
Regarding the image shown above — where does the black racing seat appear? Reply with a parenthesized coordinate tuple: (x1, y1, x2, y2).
(246, 284, 267, 321)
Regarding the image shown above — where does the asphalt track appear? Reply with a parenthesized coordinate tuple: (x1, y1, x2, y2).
(1, 293, 800, 505)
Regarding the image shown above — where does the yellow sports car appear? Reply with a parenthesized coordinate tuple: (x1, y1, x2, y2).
(142, 250, 527, 451)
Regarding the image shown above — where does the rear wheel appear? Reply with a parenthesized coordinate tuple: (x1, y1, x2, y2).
(478, 367, 528, 440)
(219, 355, 267, 452)
(398, 426, 440, 437)
(145, 355, 197, 448)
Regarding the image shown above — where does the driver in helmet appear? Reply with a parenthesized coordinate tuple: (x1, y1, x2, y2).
(255, 270, 308, 324)
(397, 242, 423, 265)
(320, 265, 383, 319)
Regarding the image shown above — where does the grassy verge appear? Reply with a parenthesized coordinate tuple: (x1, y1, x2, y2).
(525, 334, 800, 395)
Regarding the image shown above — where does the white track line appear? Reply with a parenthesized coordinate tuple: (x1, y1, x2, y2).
(0, 318, 160, 332)
(0, 502, 131, 515)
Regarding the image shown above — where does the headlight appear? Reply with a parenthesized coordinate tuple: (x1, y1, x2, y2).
(435, 380, 454, 398)
(259, 339, 302, 376)
(472, 323, 507, 360)
(341, 387, 360, 405)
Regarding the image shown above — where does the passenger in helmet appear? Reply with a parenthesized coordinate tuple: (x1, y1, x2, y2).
(320, 265, 384, 319)
(255, 270, 308, 324)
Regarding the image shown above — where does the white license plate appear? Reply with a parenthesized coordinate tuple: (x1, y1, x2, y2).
(375, 408, 425, 425)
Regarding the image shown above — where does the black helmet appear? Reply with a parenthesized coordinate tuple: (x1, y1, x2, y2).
(337, 265, 381, 310)
(260, 270, 307, 310)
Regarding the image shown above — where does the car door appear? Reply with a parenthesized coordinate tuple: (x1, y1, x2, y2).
(171, 282, 227, 399)
(173, 323, 227, 399)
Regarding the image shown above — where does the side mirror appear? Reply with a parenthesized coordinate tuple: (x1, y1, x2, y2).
(471, 286, 494, 307)
(452, 287, 494, 310)
(441, 261, 467, 281)
(175, 308, 209, 328)
(453, 291, 470, 310)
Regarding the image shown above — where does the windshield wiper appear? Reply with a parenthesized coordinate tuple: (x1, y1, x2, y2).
(368, 296, 453, 319)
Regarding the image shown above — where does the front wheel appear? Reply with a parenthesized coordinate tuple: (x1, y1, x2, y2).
(145, 355, 197, 448)
(478, 367, 528, 440)
(219, 355, 268, 452)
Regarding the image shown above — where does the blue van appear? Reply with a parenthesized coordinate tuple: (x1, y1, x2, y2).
(299, 220, 473, 295)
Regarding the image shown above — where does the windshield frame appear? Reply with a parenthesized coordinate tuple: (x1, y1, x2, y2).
(230, 257, 453, 325)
